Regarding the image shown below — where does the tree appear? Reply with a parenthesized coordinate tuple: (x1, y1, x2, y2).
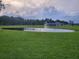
(0, 0, 5, 11)
(69, 20, 74, 26)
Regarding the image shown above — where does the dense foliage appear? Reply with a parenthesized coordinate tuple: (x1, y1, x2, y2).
(0, 16, 68, 25)
(0, 0, 5, 11)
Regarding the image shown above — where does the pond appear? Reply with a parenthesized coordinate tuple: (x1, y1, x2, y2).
(2, 28, 75, 32)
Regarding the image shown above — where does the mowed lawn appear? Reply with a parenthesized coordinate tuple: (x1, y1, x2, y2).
(0, 30, 79, 59)
(1, 25, 79, 31)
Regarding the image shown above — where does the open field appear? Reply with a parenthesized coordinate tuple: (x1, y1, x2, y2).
(0, 31, 79, 59)
(0, 25, 79, 59)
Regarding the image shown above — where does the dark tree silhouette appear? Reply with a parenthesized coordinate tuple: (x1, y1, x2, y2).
(69, 20, 74, 26)
(0, 0, 5, 11)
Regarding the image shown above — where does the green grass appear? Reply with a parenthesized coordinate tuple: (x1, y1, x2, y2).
(0, 25, 79, 31)
(49, 25, 79, 31)
(0, 30, 79, 59)
(0, 25, 44, 28)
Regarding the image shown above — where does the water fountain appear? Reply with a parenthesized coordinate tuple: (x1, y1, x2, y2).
(44, 21, 48, 29)
(38, 21, 48, 32)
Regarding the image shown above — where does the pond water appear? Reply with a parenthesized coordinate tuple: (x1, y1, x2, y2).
(2, 28, 75, 32)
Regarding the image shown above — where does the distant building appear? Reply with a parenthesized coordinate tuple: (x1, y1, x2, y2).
(47, 22, 63, 26)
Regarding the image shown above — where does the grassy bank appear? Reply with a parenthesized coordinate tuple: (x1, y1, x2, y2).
(49, 25, 79, 31)
(0, 25, 79, 31)
(0, 30, 79, 59)
(0, 25, 44, 28)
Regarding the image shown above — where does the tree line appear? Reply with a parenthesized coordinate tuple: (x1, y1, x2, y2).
(0, 16, 68, 25)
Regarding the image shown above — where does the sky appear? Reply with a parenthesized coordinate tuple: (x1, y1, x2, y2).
(1, 0, 79, 22)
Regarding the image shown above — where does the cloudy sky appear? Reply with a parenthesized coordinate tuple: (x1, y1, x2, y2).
(1, 0, 79, 22)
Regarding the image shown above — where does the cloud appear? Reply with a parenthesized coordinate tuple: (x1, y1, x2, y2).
(53, 0, 79, 15)
(3, 0, 24, 8)
(1, 0, 79, 19)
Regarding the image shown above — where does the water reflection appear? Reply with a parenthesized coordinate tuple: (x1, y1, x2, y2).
(2, 28, 24, 31)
